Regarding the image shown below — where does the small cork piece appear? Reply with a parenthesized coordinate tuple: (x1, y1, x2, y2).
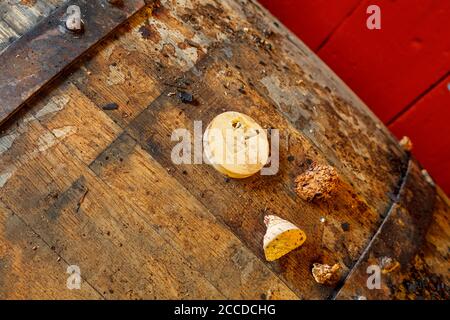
(295, 164, 339, 201)
(381, 257, 400, 274)
(263, 215, 306, 261)
(312, 263, 341, 285)
(399, 136, 413, 152)
(421, 169, 435, 186)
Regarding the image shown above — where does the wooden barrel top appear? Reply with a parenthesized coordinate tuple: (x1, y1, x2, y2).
(0, 0, 448, 299)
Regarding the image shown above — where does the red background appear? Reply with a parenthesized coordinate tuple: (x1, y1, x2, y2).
(259, 0, 450, 195)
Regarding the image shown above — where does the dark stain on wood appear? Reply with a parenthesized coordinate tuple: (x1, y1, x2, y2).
(46, 177, 88, 220)
(138, 22, 161, 43)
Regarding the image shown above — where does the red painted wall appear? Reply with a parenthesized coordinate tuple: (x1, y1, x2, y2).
(390, 76, 450, 193)
(259, 0, 450, 195)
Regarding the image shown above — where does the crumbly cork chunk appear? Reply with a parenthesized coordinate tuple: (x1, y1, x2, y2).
(312, 263, 341, 285)
(295, 164, 339, 201)
(399, 136, 413, 152)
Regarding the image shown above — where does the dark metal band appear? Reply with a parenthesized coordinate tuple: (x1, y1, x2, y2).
(334, 159, 439, 299)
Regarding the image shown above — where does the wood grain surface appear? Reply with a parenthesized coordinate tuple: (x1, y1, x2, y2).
(0, 0, 448, 299)
(0, 0, 67, 53)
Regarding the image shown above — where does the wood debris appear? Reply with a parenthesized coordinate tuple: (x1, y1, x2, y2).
(399, 136, 413, 152)
(263, 215, 306, 261)
(312, 263, 341, 285)
(295, 163, 339, 201)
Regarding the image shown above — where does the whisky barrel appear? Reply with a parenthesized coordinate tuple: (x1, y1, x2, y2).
(0, 0, 448, 300)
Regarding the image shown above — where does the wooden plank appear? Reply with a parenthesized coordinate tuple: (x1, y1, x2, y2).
(0, 95, 223, 299)
(71, 30, 164, 128)
(0, 200, 102, 299)
(0, 20, 19, 53)
(31, 82, 122, 165)
(317, 0, 450, 123)
(125, 44, 385, 298)
(58, 8, 299, 299)
(89, 134, 299, 299)
(0, 0, 61, 44)
(0, 0, 150, 126)
(31, 70, 298, 299)
(72, 5, 211, 127)
(389, 75, 450, 196)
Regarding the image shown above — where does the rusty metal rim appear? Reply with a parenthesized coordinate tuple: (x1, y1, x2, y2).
(332, 157, 438, 299)
(0, 0, 152, 127)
